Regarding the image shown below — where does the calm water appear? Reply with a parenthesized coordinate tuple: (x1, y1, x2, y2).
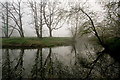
(1, 38, 120, 79)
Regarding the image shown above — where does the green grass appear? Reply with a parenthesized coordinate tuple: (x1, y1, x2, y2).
(2, 37, 72, 48)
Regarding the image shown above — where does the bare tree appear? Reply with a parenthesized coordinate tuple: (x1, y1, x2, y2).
(106, 1, 120, 37)
(67, 12, 80, 41)
(43, 1, 65, 37)
(67, 1, 104, 47)
(29, 1, 40, 38)
(10, 0, 24, 37)
(3, 2, 9, 38)
(0, 2, 16, 38)
(1, 0, 25, 37)
(80, 8, 104, 46)
(28, 0, 44, 38)
(96, 0, 120, 37)
(39, 0, 43, 38)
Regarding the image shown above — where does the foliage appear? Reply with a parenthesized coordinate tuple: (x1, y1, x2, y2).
(105, 37, 120, 50)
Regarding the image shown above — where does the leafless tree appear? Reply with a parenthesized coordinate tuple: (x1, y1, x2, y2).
(96, 0, 120, 37)
(67, 1, 104, 47)
(67, 12, 80, 41)
(106, 1, 120, 37)
(1, 0, 25, 37)
(2, 2, 9, 38)
(43, 0, 65, 37)
(28, 0, 44, 38)
(10, 0, 24, 37)
(0, 2, 16, 38)
(39, 0, 43, 38)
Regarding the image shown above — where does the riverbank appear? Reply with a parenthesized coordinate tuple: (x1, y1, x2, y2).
(2, 37, 72, 49)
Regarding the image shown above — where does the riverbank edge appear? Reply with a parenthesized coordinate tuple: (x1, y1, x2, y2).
(2, 37, 72, 49)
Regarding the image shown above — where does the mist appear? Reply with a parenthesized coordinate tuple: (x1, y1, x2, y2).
(0, 0, 104, 37)
(1, 0, 120, 79)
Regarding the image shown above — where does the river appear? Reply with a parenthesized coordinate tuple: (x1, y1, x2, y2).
(1, 38, 120, 79)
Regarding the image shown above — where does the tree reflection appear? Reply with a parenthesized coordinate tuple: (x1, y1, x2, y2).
(69, 43, 120, 79)
(2, 49, 25, 79)
(13, 49, 24, 79)
(84, 52, 120, 79)
(31, 49, 40, 79)
(2, 49, 12, 80)
(71, 43, 77, 65)
(2, 46, 120, 79)
(31, 48, 54, 79)
(43, 48, 54, 78)
(31, 48, 44, 79)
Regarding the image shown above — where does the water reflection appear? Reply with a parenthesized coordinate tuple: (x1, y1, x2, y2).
(2, 49, 11, 80)
(2, 45, 120, 79)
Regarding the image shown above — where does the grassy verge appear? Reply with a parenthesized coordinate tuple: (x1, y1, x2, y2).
(2, 37, 72, 49)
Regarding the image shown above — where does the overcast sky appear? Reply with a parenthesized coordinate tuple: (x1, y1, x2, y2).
(0, 0, 104, 37)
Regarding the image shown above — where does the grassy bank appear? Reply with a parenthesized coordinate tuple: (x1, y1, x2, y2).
(2, 37, 72, 48)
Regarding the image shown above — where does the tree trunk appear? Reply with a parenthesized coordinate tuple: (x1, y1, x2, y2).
(18, 1, 24, 38)
(19, 21, 24, 38)
(21, 30, 24, 38)
(6, 2, 9, 38)
(40, 1, 43, 38)
(80, 9, 104, 47)
(49, 28, 52, 37)
(40, 48, 43, 78)
(36, 28, 40, 38)
(40, 27, 42, 38)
